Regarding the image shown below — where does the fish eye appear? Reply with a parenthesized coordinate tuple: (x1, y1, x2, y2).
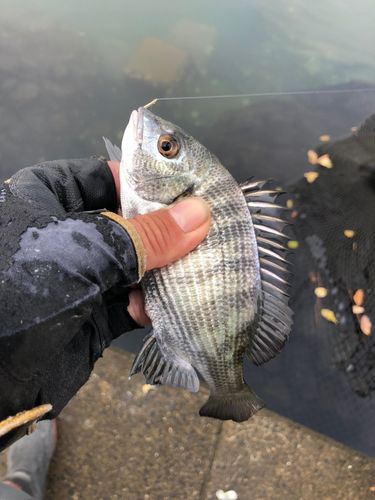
(157, 134, 180, 158)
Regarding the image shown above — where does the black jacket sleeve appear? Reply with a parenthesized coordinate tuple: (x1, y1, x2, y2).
(0, 156, 143, 451)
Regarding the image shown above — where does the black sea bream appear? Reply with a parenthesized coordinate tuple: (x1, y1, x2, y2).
(104, 107, 293, 422)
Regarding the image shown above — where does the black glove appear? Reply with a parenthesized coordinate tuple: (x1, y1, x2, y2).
(0, 156, 141, 451)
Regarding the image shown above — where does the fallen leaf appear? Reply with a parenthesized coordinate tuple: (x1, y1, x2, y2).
(317, 154, 332, 168)
(315, 287, 327, 298)
(352, 305, 365, 314)
(304, 171, 319, 183)
(353, 242, 357, 251)
(286, 199, 293, 209)
(307, 150, 318, 164)
(275, 186, 283, 191)
(288, 240, 299, 249)
(360, 315, 372, 336)
(309, 272, 317, 282)
(351, 126, 358, 132)
(291, 210, 298, 218)
(319, 135, 330, 141)
(344, 230, 355, 238)
(353, 289, 364, 306)
(141, 384, 155, 395)
(321, 309, 339, 324)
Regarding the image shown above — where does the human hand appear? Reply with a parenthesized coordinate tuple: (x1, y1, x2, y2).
(107, 161, 211, 327)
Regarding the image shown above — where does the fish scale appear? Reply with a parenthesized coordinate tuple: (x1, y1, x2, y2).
(104, 107, 293, 422)
(144, 163, 259, 396)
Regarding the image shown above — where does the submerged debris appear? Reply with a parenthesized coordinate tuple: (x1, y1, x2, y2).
(126, 37, 188, 87)
(288, 240, 299, 249)
(353, 289, 364, 306)
(321, 309, 339, 324)
(317, 154, 333, 168)
(307, 150, 332, 168)
(307, 150, 318, 164)
(360, 315, 372, 336)
(352, 305, 365, 315)
(314, 287, 327, 298)
(304, 171, 319, 183)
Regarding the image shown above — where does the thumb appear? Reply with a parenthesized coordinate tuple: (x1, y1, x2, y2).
(127, 197, 211, 271)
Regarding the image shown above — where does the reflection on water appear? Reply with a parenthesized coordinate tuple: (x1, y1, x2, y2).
(2, 0, 375, 456)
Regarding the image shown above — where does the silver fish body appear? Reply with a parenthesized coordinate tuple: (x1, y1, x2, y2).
(106, 108, 293, 422)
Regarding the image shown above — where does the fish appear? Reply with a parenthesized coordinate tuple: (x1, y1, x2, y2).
(104, 108, 293, 422)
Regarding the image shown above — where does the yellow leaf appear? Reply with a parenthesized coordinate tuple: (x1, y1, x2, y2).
(317, 154, 332, 168)
(275, 186, 283, 191)
(321, 309, 338, 324)
(307, 150, 318, 164)
(319, 135, 330, 141)
(141, 384, 154, 395)
(344, 230, 355, 238)
(360, 315, 372, 336)
(353, 289, 364, 306)
(287, 240, 299, 249)
(315, 287, 327, 298)
(304, 172, 319, 183)
(286, 199, 293, 209)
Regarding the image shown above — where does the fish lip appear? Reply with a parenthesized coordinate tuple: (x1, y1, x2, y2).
(136, 107, 145, 144)
(129, 107, 145, 145)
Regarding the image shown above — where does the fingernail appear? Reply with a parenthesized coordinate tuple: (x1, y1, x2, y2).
(169, 198, 210, 233)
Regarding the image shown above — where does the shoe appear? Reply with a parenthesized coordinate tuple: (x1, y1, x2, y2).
(3, 420, 57, 500)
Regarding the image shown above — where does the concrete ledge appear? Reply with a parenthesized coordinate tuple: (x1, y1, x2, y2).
(1, 347, 374, 499)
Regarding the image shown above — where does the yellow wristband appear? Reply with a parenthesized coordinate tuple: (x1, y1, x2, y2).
(101, 212, 146, 281)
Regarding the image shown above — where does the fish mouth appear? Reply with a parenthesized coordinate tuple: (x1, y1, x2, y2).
(130, 107, 145, 145)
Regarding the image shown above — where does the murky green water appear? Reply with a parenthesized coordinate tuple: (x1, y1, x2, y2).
(2, 0, 375, 456)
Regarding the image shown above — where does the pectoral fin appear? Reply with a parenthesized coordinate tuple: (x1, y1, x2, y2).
(129, 331, 199, 393)
(103, 137, 122, 162)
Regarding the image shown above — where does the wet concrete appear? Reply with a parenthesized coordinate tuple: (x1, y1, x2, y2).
(1, 346, 374, 499)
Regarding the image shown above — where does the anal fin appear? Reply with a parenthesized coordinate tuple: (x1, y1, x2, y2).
(129, 331, 199, 393)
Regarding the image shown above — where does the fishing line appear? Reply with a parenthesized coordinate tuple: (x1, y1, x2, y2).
(144, 88, 375, 108)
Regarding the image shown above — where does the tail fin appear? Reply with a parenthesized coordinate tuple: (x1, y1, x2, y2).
(199, 385, 265, 422)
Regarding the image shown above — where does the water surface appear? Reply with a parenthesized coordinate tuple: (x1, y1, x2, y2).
(2, 0, 375, 456)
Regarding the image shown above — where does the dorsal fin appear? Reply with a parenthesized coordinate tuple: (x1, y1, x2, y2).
(241, 179, 293, 366)
(103, 137, 122, 162)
